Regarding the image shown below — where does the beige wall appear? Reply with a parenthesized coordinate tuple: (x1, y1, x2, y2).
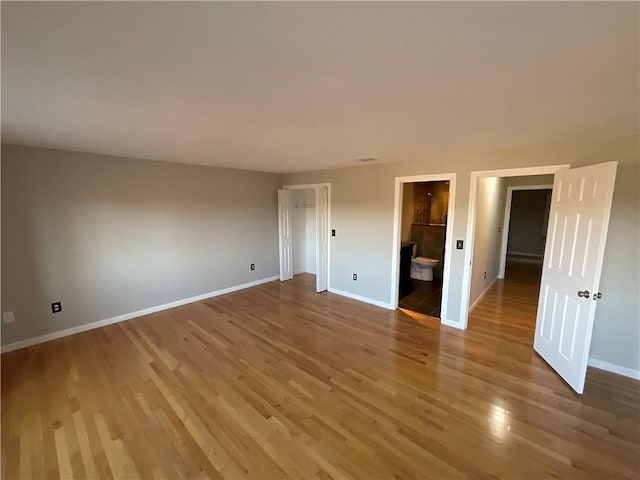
(292, 189, 307, 274)
(2, 135, 638, 374)
(283, 134, 640, 372)
(291, 188, 316, 274)
(470, 177, 506, 306)
(304, 189, 316, 274)
(1, 145, 282, 346)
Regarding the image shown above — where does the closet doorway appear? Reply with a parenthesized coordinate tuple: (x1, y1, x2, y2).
(278, 183, 330, 292)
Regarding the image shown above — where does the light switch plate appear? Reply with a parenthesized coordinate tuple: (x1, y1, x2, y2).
(3, 311, 15, 324)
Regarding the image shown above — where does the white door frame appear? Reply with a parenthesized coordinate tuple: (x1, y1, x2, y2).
(459, 165, 569, 329)
(498, 184, 553, 279)
(282, 183, 331, 290)
(390, 173, 456, 323)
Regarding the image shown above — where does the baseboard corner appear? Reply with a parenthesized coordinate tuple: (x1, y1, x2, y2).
(327, 287, 395, 310)
(588, 357, 640, 380)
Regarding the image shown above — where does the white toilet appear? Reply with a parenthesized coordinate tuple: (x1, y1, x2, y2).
(410, 244, 439, 281)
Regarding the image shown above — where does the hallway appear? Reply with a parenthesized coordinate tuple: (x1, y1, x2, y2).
(469, 255, 543, 342)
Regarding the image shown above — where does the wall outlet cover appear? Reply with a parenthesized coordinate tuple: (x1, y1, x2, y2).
(456, 240, 464, 249)
(353, 273, 357, 281)
(51, 302, 62, 313)
(250, 263, 255, 271)
(2, 311, 15, 324)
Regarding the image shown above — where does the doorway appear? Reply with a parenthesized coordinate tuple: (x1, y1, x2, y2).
(459, 165, 569, 328)
(498, 184, 553, 279)
(468, 178, 554, 341)
(391, 173, 456, 323)
(461, 163, 619, 394)
(278, 183, 330, 293)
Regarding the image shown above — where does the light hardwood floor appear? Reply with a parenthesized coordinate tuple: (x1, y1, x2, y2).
(2, 263, 639, 479)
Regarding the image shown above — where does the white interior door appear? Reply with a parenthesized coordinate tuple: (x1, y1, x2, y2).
(534, 162, 617, 393)
(315, 186, 329, 292)
(278, 189, 293, 281)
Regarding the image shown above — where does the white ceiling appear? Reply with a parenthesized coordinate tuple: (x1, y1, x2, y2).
(2, 2, 638, 173)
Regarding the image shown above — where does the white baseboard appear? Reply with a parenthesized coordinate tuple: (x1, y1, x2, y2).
(1, 275, 279, 354)
(469, 276, 499, 312)
(327, 287, 394, 310)
(507, 251, 544, 258)
(294, 270, 316, 275)
(588, 357, 640, 380)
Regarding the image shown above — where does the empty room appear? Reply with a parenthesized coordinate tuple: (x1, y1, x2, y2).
(2, 2, 639, 479)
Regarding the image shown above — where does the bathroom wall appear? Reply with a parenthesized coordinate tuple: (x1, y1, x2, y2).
(413, 181, 449, 225)
(408, 181, 450, 279)
(410, 225, 446, 279)
(400, 183, 414, 242)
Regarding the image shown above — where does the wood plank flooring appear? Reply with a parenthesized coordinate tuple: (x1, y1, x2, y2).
(2, 265, 639, 479)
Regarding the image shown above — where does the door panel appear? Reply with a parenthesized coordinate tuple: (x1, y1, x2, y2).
(534, 162, 617, 393)
(278, 189, 293, 281)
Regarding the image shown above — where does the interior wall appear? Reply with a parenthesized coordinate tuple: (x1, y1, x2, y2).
(292, 189, 308, 274)
(1, 144, 282, 346)
(282, 134, 640, 373)
(291, 188, 316, 275)
(469, 177, 506, 306)
(304, 189, 317, 274)
(507, 190, 551, 257)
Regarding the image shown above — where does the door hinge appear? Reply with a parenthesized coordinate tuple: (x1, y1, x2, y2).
(592, 292, 603, 300)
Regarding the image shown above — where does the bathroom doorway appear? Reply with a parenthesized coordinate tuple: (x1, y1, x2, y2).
(391, 174, 456, 322)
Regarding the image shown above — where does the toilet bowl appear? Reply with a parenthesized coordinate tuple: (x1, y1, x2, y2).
(410, 256, 439, 281)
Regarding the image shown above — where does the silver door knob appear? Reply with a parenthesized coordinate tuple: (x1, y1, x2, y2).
(577, 290, 590, 298)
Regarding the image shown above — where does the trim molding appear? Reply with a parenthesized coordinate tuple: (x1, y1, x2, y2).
(440, 318, 464, 330)
(1, 275, 279, 353)
(588, 357, 640, 380)
(389, 172, 456, 324)
(328, 287, 394, 310)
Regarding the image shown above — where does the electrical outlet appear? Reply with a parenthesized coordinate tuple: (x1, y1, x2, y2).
(456, 240, 464, 249)
(51, 302, 62, 314)
(2, 311, 15, 324)
(250, 263, 255, 271)
(353, 273, 357, 281)
(331, 229, 336, 237)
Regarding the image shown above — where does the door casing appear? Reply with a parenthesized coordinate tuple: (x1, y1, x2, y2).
(459, 165, 570, 330)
